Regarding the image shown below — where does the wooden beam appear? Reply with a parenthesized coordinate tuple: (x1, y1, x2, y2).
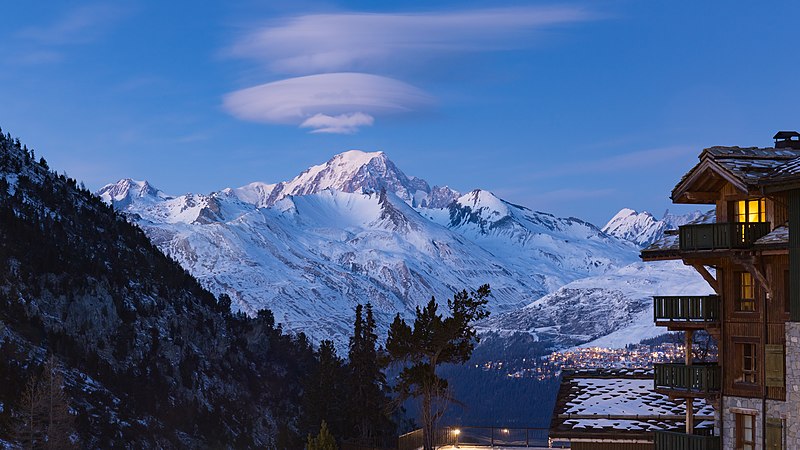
(691, 264, 720, 294)
(734, 256, 773, 299)
(684, 191, 719, 203)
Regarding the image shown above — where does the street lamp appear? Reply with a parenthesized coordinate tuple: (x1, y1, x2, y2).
(453, 428, 461, 448)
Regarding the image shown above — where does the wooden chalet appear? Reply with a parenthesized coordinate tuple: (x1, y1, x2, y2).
(641, 133, 800, 449)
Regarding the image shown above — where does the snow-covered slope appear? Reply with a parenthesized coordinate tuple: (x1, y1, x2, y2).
(484, 260, 715, 349)
(603, 208, 712, 247)
(100, 150, 699, 349)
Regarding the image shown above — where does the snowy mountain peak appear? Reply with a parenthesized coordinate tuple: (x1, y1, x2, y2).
(332, 149, 385, 167)
(264, 149, 431, 207)
(231, 181, 277, 207)
(425, 185, 461, 209)
(603, 208, 712, 248)
(97, 178, 171, 208)
(458, 189, 509, 212)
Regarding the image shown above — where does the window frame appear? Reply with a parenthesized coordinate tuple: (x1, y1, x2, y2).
(733, 340, 759, 386)
(735, 198, 766, 223)
(736, 412, 756, 450)
(736, 271, 756, 312)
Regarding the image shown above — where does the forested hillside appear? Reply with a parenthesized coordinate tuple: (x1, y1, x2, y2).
(0, 130, 319, 448)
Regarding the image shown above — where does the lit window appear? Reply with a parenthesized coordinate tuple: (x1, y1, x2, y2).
(735, 199, 766, 223)
(737, 272, 756, 312)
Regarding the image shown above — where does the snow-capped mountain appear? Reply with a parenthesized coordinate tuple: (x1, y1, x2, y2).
(483, 260, 714, 349)
(98, 150, 699, 349)
(97, 178, 172, 209)
(481, 208, 719, 349)
(603, 208, 712, 248)
(253, 150, 457, 208)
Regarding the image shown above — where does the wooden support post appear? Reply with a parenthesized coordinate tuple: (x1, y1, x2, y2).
(690, 264, 720, 294)
(789, 189, 800, 321)
(686, 329, 694, 435)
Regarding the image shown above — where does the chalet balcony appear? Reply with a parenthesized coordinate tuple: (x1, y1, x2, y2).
(654, 363, 720, 396)
(654, 430, 720, 450)
(654, 295, 720, 327)
(678, 222, 770, 251)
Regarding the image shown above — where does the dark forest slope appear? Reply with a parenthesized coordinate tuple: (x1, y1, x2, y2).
(0, 129, 316, 448)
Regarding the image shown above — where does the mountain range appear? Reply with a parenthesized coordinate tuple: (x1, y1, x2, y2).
(99, 150, 710, 350)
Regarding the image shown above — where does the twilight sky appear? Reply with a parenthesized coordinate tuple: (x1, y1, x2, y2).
(1, 1, 799, 226)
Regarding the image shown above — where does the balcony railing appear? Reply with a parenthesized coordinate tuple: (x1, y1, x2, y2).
(679, 222, 770, 251)
(654, 295, 720, 323)
(654, 430, 720, 450)
(654, 363, 720, 394)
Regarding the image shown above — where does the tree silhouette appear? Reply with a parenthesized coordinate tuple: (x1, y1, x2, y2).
(15, 355, 76, 449)
(387, 285, 490, 450)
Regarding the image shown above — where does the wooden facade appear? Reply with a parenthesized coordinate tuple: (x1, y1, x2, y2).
(642, 143, 800, 449)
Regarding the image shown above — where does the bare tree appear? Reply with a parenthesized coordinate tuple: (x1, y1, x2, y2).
(15, 355, 75, 449)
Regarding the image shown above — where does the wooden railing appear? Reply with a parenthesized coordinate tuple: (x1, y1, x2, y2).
(679, 222, 770, 251)
(654, 363, 721, 394)
(398, 426, 548, 450)
(654, 296, 720, 323)
(654, 430, 720, 450)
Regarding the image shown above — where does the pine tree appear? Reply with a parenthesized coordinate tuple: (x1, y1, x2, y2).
(303, 340, 346, 439)
(306, 421, 337, 450)
(386, 285, 491, 450)
(347, 303, 393, 444)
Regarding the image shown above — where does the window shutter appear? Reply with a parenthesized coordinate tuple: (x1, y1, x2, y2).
(765, 344, 785, 388)
(766, 418, 784, 450)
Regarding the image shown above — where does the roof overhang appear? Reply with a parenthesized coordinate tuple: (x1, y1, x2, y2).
(672, 157, 748, 204)
(759, 176, 800, 194)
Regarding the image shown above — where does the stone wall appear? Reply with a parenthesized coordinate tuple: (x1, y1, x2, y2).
(784, 322, 800, 447)
(721, 322, 800, 449)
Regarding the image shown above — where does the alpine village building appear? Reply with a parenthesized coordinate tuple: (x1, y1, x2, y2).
(640, 131, 800, 450)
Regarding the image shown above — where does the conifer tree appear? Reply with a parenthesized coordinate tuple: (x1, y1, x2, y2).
(303, 340, 346, 439)
(386, 285, 491, 450)
(306, 421, 337, 450)
(347, 303, 393, 444)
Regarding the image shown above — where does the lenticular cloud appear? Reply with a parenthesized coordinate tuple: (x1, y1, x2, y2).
(223, 73, 434, 134)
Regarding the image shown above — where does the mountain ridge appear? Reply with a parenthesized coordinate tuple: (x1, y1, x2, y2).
(98, 149, 695, 351)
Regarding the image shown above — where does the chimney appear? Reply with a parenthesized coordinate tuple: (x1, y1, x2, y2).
(774, 131, 800, 149)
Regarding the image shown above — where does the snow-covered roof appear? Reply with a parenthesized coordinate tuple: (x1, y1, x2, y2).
(672, 146, 800, 203)
(550, 369, 713, 440)
(754, 225, 789, 247)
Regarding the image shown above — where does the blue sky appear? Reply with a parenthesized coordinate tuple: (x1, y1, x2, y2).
(1, 1, 799, 226)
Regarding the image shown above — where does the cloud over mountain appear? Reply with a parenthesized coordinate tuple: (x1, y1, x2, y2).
(223, 5, 598, 133)
(223, 73, 434, 134)
(229, 7, 597, 74)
